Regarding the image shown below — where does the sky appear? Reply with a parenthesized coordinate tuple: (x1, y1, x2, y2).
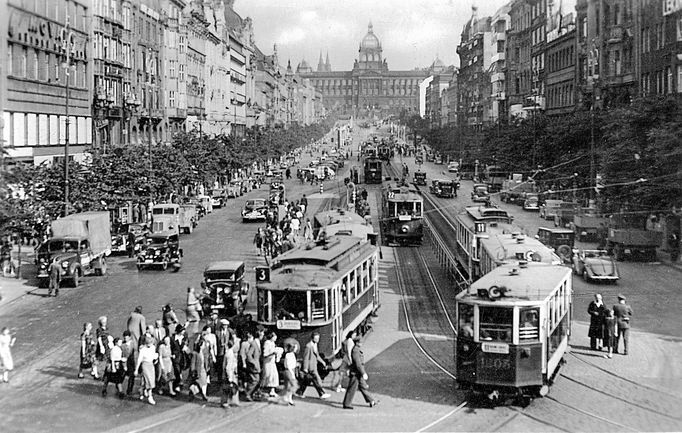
(234, 0, 576, 72)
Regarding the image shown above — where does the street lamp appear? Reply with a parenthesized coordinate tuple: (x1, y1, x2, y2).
(94, 87, 113, 154)
(123, 93, 141, 145)
(60, 19, 75, 217)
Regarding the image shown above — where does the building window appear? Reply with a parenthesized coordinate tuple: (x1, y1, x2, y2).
(677, 18, 682, 41)
(7, 44, 12, 76)
(20, 47, 28, 77)
(169, 91, 175, 107)
(667, 67, 673, 94)
(677, 66, 682, 93)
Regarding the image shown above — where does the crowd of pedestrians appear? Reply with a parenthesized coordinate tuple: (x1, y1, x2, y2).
(587, 293, 634, 358)
(253, 194, 312, 259)
(73, 300, 377, 410)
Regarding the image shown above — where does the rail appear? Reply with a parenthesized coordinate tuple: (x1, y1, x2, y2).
(423, 210, 469, 292)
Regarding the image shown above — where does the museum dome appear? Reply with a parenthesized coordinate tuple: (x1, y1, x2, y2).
(361, 22, 381, 49)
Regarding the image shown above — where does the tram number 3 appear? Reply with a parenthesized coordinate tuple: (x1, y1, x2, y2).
(480, 357, 512, 370)
(255, 266, 270, 282)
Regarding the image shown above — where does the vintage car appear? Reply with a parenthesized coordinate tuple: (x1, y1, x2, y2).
(471, 183, 490, 203)
(572, 249, 619, 283)
(539, 199, 563, 220)
(136, 232, 182, 271)
(111, 224, 131, 255)
(226, 182, 241, 199)
(536, 227, 575, 263)
(200, 261, 250, 316)
(211, 189, 226, 208)
(413, 171, 427, 186)
(431, 179, 457, 198)
(126, 223, 150, 257)
(434, 155, 443, 164)
(448, 162, 459, 173)
(242, 198, 269, 222)
(523, 193, 540, 211)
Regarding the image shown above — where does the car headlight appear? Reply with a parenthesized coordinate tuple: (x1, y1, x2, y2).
(155, 250, 161, 256)
(61, 261, 68, 269)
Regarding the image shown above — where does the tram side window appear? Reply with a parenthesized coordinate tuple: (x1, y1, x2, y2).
(519, 308, 540, 341)
(342, 276, 349, 306)
(549, 315, 568, 357)
(356, 268, 362, 295)
(257, 289, 270, 322)
(362, 261, 369, 288)
(369, 258, 375, 284)
(458, 303, 474, 339)
(479, 307, 513, 342)
(272, 290, 307, 322)
(311, 290, 326, 321)
(349, 270, 357, 300)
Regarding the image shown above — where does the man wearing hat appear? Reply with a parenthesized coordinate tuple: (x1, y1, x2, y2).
(612, 294, 633, 355)
(215, 319, 232, 382)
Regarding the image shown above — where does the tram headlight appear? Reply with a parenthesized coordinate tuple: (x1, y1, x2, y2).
(462, 344, 470, 352)
(400, 225, 409, 233)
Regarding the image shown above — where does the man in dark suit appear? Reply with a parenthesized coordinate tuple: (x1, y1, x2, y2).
(612, 294, 633, 355)
(343, 336, 376, 409)
(121, 331, 138, 396)
(126, 306, 146, 349)
(296, 332, 330, 399)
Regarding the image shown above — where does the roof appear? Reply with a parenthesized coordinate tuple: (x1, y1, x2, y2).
(361, 22, 381, 49)
(538, 226, 574, 234)
(205, 261, 244, 272)
(314, 209, 365, 227)
(321, 222, 375, 239)
(480, 233, 560, 265)
(385, 183, 421, 201)
(462, 264, 571, 303)
(149, 231, 176, 238)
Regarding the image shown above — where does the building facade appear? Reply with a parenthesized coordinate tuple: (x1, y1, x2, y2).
(489, 4, 511, 123)
(299, 22, 430, 117)
(4, 0, 92, 166)
(457, 8, 493, 128)
(545, 24, 577, 115)
(639, 0, 682, 97)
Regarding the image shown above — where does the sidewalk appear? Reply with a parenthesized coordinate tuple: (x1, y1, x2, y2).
(0, 245, 40, 309)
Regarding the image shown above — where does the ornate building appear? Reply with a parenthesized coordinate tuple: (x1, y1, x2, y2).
(298, 22, 432, 117)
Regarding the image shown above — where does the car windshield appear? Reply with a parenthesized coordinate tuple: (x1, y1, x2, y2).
(48, 240, 79, 252)
(205, 271, 235, 281)
(475, 186, 488, 193)
(149, 237, 168, 247)
(246, 200, 266, 207)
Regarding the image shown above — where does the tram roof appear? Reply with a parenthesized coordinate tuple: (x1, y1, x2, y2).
(462, 205, 512, 220)
(314, 209, 366, 227)
(322, 222, 375, 238)
(462, 263, 571, 303)
(384, 183, 421, 201)
(480, 233, 561, 265)
(204, 261, 244, 273)
(260, 237, 376, 290)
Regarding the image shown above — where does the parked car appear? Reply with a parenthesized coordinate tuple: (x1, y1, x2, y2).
(539, 199, 563, 220)
(572, 249, 619, 283)
(471, 183, 489, 203)
(523, 194, 540, 211)
(137, 232, 182, 271)
(536, 227, 575, 263)
(211, 189, 226, 208)
(447, 162, 459, 173)
(242, 198, 269, 222)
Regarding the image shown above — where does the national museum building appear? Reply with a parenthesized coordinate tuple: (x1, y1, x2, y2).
(297, 22, 439, 116)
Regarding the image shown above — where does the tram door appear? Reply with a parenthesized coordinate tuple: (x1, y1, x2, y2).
(331, 284, 343, 352)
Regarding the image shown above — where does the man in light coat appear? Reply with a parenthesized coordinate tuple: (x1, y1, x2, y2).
(296, 332, 330, 399)
(126, 306, 147, 349)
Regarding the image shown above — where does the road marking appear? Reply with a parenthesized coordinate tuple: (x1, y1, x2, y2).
(414, 401, 467, 433)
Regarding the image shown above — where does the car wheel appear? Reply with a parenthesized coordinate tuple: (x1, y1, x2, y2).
(137, 264, 142, 271)
(187, 225, 193, 234)
(582, 269, 590, 282)
(72, 269, 80, 287)
(162, 259, 168, 270)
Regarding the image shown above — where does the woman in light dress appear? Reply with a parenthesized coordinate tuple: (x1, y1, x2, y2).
(0, 327, 17, 383)
(78, 322, 97, 379)
(281, 341, 299, 406)
(135, 338, 159, 405)
(260, 331, 279, 398)
(157, 335, 176, 396)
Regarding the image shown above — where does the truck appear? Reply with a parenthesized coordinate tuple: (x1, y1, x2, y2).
(554, 202, 579, 228)
(499, 174, 537, 205)
(36, 212, 112, 287)
(151, 203, 195, 235)
(573, 208, 608, 242)
(180, 204, 198, 234)
(606, 214, 663, 261)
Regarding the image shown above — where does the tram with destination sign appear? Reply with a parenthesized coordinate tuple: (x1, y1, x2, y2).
(255, 220, 380, 357)
(456, 262, 572, 402)
(478, 232, 562, 277)
(454, 205, 522, 281)
(380, 181, 424, 246)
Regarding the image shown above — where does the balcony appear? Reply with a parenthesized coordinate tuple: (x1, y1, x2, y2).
(491, 52, 506, 63)
(230, 70, 247, 84)
(607, 26, 623, 44)
(490, 72, 505, 83)
(230, 51, 246, 66)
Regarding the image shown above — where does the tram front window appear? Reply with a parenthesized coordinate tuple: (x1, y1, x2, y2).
(458, 304, 474, 339)
(396, 202, 413, 216)
(415, 202, 422, 217)
(479, 307, 513, 342)
(311, 290, 326, 321)
(272, 290, 307, 322)
(519, 308, 540, 341)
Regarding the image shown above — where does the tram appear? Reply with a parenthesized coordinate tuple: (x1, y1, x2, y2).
(453, 205, 521, 281)
(478, 232, 562, 277)
(380, 182, 424, 246)
(364, 157, 383, 184)
(312, 208, 374, 240)
(456, 263, 572, 401)
(255, 223, 380, 357)
(378, 143, 392, 162)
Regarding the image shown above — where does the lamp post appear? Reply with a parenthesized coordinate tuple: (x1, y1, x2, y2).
(94, 87, 113, 154)
(60, 19, 75, 217)
(124, 93, 141, 145)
